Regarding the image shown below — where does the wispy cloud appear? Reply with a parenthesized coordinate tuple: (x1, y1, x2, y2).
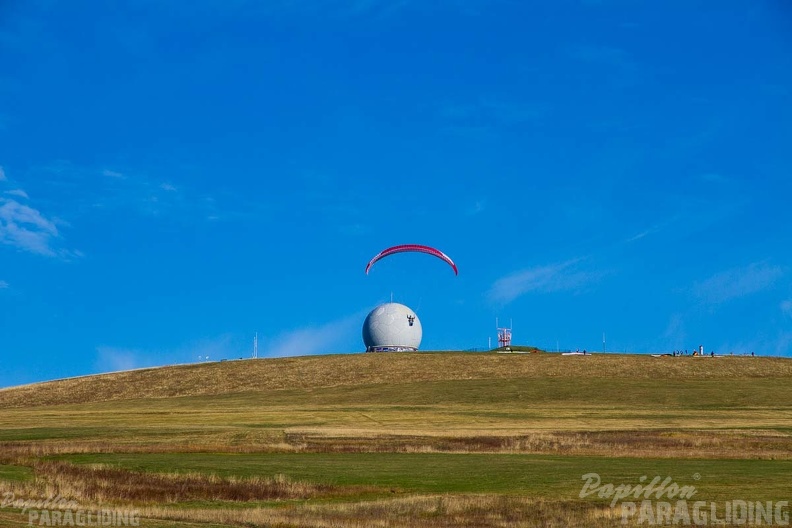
(0, 197, 62, 256)
(0, 165, 81, 259)
(5, 189, 29, 199)
(0, 280, 8, 289)
(32, 161, 222, 221)
(623, 214, 683, 244)
(95, 335, 240, 373)
(264, 312, 364, 358)
(95, 347, 143, 373)
(0, 165, 70, 256)
(101, 169, 124, 179)
(693, 262, 784, 305)
(625, 226, 660, 243)
(488, 259, 601, 304)
(661, 314, 687, 351)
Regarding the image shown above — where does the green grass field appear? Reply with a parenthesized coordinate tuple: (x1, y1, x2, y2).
(54, 452, 792, 501)
(1, 352, 791, 527)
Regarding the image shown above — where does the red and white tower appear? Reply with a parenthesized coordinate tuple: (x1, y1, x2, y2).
(496, 318, 513, 348)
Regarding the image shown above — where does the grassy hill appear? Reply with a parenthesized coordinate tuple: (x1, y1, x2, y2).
(1, 352, 789, 407)
(1, 352, 791, 527)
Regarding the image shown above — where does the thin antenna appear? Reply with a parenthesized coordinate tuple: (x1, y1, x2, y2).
(253, 332, 258, 359)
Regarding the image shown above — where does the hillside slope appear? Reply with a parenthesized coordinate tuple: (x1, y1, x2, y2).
(0, 352, 789, 408)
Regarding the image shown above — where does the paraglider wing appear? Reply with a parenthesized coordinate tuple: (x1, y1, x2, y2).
(365, 244, 458, 275)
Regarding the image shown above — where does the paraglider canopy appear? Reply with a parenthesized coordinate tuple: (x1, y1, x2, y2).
(365, 244, 458, 275)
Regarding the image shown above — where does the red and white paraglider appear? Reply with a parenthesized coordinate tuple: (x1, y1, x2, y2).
(365, 244, 458, 275)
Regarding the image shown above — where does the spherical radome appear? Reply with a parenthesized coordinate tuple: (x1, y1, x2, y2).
(362, 303, 422, 352)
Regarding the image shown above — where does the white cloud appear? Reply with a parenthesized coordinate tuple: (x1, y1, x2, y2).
(661, 314, 687, 350)
(95, 335, 240, 373)
(101, 169, 124, 178)
(95, 347, 142, 373)
(0, 280, 8, 289)
(0, 167, 76, 257)
(626, 228, 654, 243)
(693, 262, 783, 305)
(39, 162, 221, 221)
(0, 197, 60, 256)
(5, 189, 29, 199)
(625, 219, 674, 243)
(488, 259, 600, 304)
(264, 312, 363, 358)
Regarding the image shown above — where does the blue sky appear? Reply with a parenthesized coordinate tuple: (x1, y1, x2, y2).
(1, 1, 791, 386)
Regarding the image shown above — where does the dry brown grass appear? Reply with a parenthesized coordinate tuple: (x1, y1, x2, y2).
(135, 495, 623, 528)
(0, 492, 641, 528)
(1, 354, 789, 408)
(278, 429, 792, 459)
(1, 353, 789, 461)
(2, 429, 791, 460)
(0, 496, 765, 528)
(0, 460, 362, 505)
(0, 457, 624, 527)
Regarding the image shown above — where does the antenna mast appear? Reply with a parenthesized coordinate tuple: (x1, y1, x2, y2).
(496, 318, 513, 348)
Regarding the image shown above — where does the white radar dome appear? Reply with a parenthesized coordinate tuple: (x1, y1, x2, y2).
(362, 303, 422, 352)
